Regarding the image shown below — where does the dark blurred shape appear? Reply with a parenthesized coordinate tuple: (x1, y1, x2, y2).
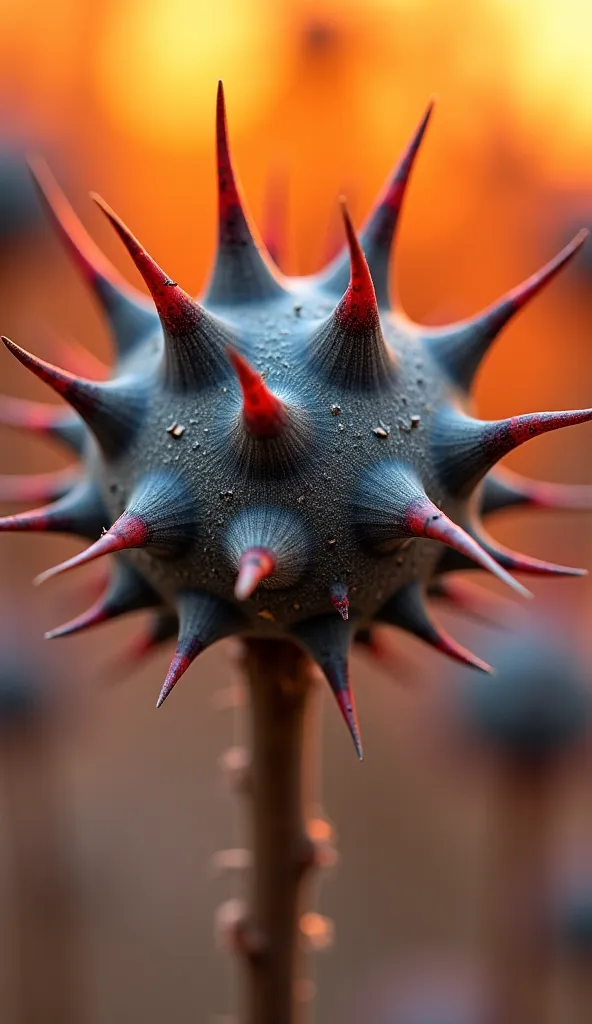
(300, 17, 342, 58)
(553, 877, 592, 952)
(342, 958, 488, 1024)
(461, 622, 589, 764)
(0, 146, 44, 249)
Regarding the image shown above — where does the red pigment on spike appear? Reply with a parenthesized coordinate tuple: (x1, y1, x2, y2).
(330, 583, 349, 620)
(92, 195, 201, 335)
(337, 200, 381, 332)
(35, 512, 149, 585)
(157, 647, 202, 708)
(509, 473, 592, 511)
(227, 347, 288, 437)
(430, 624, 492, 673)
(377, 102, 434, 219)
(491, 230, 588, 328)
(235, 548, 276, 599)
(2, 337, 99, 414)
(0, 468, 78, 504)
(477, 534, 586, 578)
(28, 156, 130, 292)
(487, 408, 592, 461)
(45, 599, 109, 639)
(216, 80, 249, 243)
(431, 577, 512, 628)
(406, 498, 530, 598)
(0, 395, 70, 433)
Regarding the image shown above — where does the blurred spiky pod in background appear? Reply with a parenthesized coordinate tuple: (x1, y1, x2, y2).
(1, 80, 591, 1020)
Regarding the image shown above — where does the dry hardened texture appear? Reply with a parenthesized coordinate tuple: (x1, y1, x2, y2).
(2, 82, 591, 757)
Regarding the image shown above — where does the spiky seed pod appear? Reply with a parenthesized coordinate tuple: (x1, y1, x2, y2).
(1, 83, 590, 757)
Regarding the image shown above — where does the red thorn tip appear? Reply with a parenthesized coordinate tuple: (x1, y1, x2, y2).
(382, 99, 435, 213)
(45, 602, 109, 640)
(339, 199, 380, 329)
(330, 584, 349, 620)
(2, 336, 85, 402)
(507, 230, 588, 313)
(34, 513, 149, 585)
(156, 651, 196, 708)
(527, 479, 592, 510)
(434, 629, 492, 674)
(235, 548, 276, 600)
(227, 347, 288, 437)
(91, 194, 200, 333)
(406, 498, 531, 599)
(216, 80, 241, 222)
(334, 688, 363, 760)
(27, 155, 123, 287)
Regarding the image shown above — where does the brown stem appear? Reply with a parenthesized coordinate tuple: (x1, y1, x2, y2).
(487, 762, 557, 1024)
(240, 638, 318, 1024)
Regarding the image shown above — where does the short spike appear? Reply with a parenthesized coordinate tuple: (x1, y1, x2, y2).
(291, 615, 363, 759)
(481, 466, 592, 517)
(227, 347, 289, 436)
(376, 581, 492, 673)
(45, 562, 160, 639)
(0, 467, 79, 505)
(235, 549, 276, 600)
(330, 582, 349, 620)
(2, 337, 146, 457)
(35, 470, 198, 585)
(428, 576, 514, 628)
(321, 101, 434, 305)
(424, 231, 588, 390)
(432, 405, 592, 497)
(353, 461, 530, 597)
(28, 157, 157, 357)
(0, 478, 108, 539)
(224, 506, 310, 595)
(0, 394, 86, 453)
(156, 590, 244, 707)
(310, 200, 395, 389)
(466, 520, 587, 579)
(205, 81, 285, 305)
(93, 194, 232, 388)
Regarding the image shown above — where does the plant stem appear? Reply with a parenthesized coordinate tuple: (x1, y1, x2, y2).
(240, 638, 318, 1024)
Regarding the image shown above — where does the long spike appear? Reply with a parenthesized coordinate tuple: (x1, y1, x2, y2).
(428, 577, 514, 628)
(0, 478, 108, 539)
(93, 194, 231, 389)
(433, 405, 592, 497)
(0, 394, 86, 453)
(0, 467, 79, 505)
(467, 520, 586, 578)
(353, 461, 530, 597)
(205, 81, 285, 305)
(321, 101, 434, 305)
(28, 157, 157, 357)
(424, 231, 588, 390)
(291, 615, 362, 759)
(227, 347, 289, 436)
(481, 466, 592, 517)
(377, 581, 492, 672)
(45, 562, 160, 639)
(35, 469, 198, 585)
(2, 337, 145, 457)
(156, 590, 244, 707)
(34, 513, 150, 586)
(309, 200, 394, 389)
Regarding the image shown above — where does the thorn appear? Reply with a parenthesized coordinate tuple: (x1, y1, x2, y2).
(234, 547, 276, 599)
(0, 467, 78, 505)
(34, 513, 149, 585)
(0, 394, 85, 453)
(429, 576, 515, 628)
(329, 582, 349, 620)
(333, 686, 363, 760)
(481, 466, 592, 517)
(227, 347, 288, 436)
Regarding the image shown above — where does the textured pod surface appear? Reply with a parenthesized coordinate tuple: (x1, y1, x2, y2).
(2, 82, 590, 757)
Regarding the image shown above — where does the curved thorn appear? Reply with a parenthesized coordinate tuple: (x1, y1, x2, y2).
(27, 156, 157, 356)
(424, 231, 588, 390)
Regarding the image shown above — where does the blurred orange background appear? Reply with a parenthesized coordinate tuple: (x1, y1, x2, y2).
(0, 1, 590, 1021)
